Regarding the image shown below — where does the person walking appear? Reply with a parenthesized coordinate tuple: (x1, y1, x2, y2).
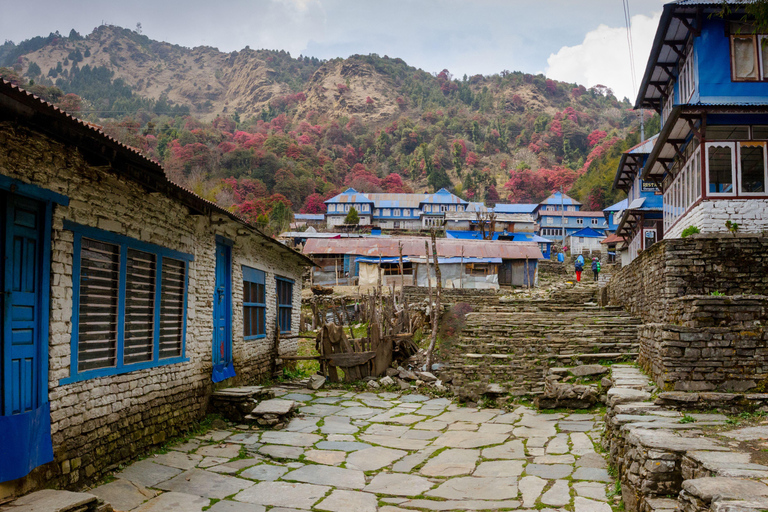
(574, 256, 584, 282)
(591, 257, 600, 282)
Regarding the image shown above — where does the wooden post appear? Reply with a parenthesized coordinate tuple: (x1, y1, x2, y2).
(460, 246, 464, 289)
(425, 229, 442, 372)
(335, 259, 339, 286)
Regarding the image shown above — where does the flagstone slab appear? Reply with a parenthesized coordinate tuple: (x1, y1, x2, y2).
(420, 449, 479, 477)
(171, 439, 201, 453)
(258, 444, 304, 459)
(227, 433, 261, 444)
(199, 431, 232, 442)
(284, 417, 319, 433)
(304, 449, 346, 465)
(199, 456, 230, 468)
(234, 481, 330, 509)
(260, 431, 321, 447)
(432, 430, 508, 449)
(313, 397, 343, 404)
(359, 434, 430, 450)
(525, 464, 574, 479)
(386, 414, 425, 425)
(300, 404, 342, 416)
(316, 440, 372, 452)
(320, 415, 358, 434)
(576, 452, 608, 468)
(426, 476, 518, 500)
(401, 429, 440, 440)
(117, 459, 183, 488)
(196, 444, 243, 459)
(240, 464, 289, 481)
(546, 434, 570, 454)
(477, 423, 515, 434)
(326, 434, 356, 442)
(413, 420, 449, 431)
(282, 393, 313, 402)
(336, 406, 380, 418)
(560, 421, 595, 432)
(490, 412, 521, 424)
(571, 432, 597, 456)
(151, 451, 204, 470)
(448, 421, 479, 431)
(89, 478, 157, 511)
(535, 454, 576, 464)
(365, 423, 411, 437)
(315, 490, 378, 512)
(573, 481, 609, 501)
(131, 492, 209, 512)
(473, 460, 525, 477)
(481, 439, 526, 459)
(572, 467, 612, 482)
(361, 398, 395, 408)
(365, 473, 435, 496)
(207, 458, 261, 474)
(400, 394, 430, 402)
(434, 410, 498, 424)
(397, 499, 521, 510)
(282, 464, 366, 489)
(346, 446, 407, 472)
(392, 446, 440, 473)
(519, 475, 547, 508)
(542, 479, 571, 506)
(574, 496, 613, 512)
(208, 500, 266, 512)
(158, 469, 254, 499)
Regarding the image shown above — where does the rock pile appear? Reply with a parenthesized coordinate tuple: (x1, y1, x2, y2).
(210, 386, 274, 422)
(245, 398, 298, 429)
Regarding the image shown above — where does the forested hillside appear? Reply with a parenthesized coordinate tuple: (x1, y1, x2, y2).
(0, 26, 659, 231)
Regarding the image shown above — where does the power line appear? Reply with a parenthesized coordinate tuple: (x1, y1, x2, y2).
(623, 0, 638, 98)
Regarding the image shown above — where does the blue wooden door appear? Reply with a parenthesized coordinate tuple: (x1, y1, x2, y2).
(211, 240, 234, 382)
(0, 193, 53, 483)
(2, 196, 43, 415)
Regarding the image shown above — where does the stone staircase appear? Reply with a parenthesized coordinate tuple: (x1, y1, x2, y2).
(442, 282, 642, 395)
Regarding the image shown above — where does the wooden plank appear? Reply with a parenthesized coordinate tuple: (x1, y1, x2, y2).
(328, 351, 376, 367)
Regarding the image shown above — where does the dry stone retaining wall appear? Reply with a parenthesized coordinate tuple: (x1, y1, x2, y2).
(0, 122, 304, 496)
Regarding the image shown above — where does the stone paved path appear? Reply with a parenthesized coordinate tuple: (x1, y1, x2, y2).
(91, 388, 613, 511)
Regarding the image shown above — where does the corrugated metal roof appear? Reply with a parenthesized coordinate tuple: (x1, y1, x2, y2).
(493, 203, 538, 214)
(303, 237, 542, 260)
(0, 79, 314, 267)
(294, 214, 324, 220)
(325, 187, 467, 207)
(603, 199, 629, 212)
(540, 192, 581, 206)
(539, 211, 606, 218)
(601, 233, 624, 245)
(568, 227, 606, 238)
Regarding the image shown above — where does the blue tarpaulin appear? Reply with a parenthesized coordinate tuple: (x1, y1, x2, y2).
(212, 362, 236, 383)
(355, 256, 409, 264)
(0, 403, 54, 482)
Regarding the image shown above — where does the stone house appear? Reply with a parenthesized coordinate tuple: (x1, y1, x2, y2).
(638, 0, 768, 237)
(0, 80, 313, 498)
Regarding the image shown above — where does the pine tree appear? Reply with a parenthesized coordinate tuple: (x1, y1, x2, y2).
(344, 207, 359, 225)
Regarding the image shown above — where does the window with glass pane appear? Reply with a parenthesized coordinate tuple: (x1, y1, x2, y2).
(707, 126, 750, 140)
(243, 266, 266, 339)
(78, 238, 120, 371)
(732, 35, 758, 80)
(708, 144, 735, 193)
(277, 278, 293, 333)
(124, 249, 156, 364)
(740, 143, 766, 193)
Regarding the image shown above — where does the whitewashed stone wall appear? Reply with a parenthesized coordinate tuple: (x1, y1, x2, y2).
(0, 122, 305, 493)
(667, 199, 768, 238)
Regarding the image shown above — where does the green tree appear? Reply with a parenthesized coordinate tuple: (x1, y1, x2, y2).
(270, 200, 293, 233)
(344, 207, 360, 225)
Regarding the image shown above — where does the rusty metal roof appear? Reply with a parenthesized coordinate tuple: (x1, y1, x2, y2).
(0, 79, 314, 267)
(303, 237, 542, 260)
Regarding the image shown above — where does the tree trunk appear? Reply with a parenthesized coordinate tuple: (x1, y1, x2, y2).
(425, 229, 442, 372)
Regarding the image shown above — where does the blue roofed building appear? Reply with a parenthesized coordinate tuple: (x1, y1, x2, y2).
(603, 199, 628, 233)
(324, 187, 468, 230)
(612, 135, 664, 264)
(536, 191, 582, 212)
(637, 0, 768, 238)
(534, 192, 608, 239)
(566, 226, 607, 256)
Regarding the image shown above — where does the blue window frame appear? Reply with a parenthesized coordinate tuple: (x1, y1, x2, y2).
(276, 277, 294, 333)
(243, 266, 266, 340)
(62, 221, 192, 384)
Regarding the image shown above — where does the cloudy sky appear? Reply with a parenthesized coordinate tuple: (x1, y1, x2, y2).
(0, 0, 666, 101)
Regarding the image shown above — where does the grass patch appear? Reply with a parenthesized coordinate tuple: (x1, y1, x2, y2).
(679, 415, 696, 424)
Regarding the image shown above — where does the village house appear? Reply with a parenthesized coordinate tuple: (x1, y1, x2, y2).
(0, 80, 312, 498)
(637, 0, 768, 237)
(566, 226, 607, 257)
(535, 192, 608, 239)
(303, 237, 542, 289)
(610, 135, 664, 264)
(323, 187, 468, 230)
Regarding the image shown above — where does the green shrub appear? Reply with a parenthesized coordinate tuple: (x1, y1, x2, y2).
(681, 225, 700, 238)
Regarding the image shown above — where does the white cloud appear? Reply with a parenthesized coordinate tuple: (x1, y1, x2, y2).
(545, 11, 661, 102)
(272, 0, 320, 12)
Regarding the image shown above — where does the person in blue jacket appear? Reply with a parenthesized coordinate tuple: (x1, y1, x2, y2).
(574, 256, 584, 282)
(591, 257, 601, 281)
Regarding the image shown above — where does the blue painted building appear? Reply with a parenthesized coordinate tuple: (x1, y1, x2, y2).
(612, 135, 664, 263)
(534, 192, 608, 238)
(324, 188, 468, 230)
(567, 227, 608, 256)
(603, 199, 628, 233)
(638, 0, 768, 238)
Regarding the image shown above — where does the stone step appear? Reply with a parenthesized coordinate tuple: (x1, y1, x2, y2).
(0, 490, 106, 512)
